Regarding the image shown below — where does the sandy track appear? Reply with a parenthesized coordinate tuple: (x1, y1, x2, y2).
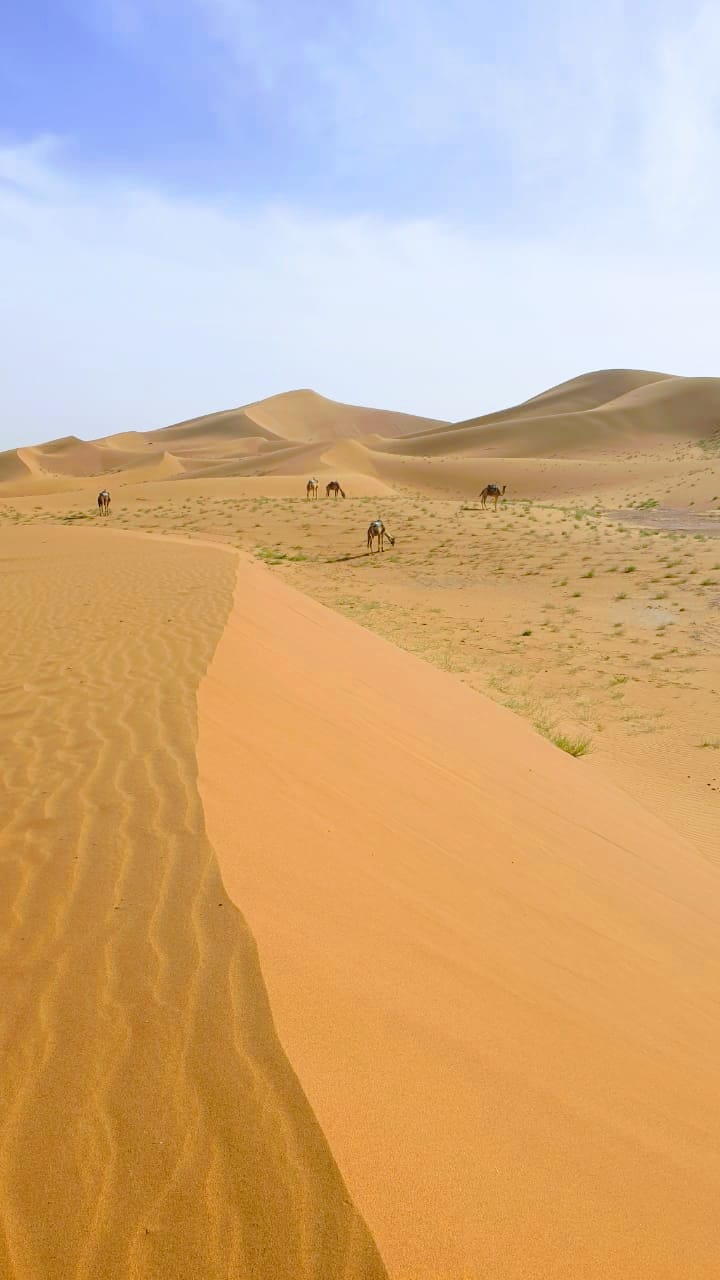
(0, 527, 385, 1280)
(199, 555, 720, 1280)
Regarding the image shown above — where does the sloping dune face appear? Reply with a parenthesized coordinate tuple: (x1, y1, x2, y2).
(240, 389, 448, 443)
(0, 448, 33, 487)
(3, 391, 448, 496)
(199, 557, 720, 1280)
(4, 367, 720, 504)
(481, 368, 671, 419)
(376, 368, 720, 457)
(4, 368, 719, 504)
(0, 527, 386, 1280)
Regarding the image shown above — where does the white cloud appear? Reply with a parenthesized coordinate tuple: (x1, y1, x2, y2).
(78, 1, 720, 236)
(2, 138, 720, 449)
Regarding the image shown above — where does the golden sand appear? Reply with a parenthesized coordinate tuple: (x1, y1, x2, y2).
(2, 368, 720, 1278)
(199, 555, 720, 1279)
(0, 527, 384, 1280)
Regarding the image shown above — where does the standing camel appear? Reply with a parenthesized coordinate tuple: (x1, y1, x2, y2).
(480, 483, 506, 510)
(306, 478, 319, 500)
(367, 519, 395, 553)
(97, 489, 111, 516)
(326, 481, 346, 499)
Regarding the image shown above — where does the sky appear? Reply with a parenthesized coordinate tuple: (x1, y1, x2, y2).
(2, 0, 720, 447)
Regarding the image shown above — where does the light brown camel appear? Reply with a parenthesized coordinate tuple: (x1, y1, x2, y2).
(480, 483, 506, 510)
(306, 477, 319, 500)
(326, 480, 346, 499)
(97, 489, 111, 516)
(367, 519, 395, 553)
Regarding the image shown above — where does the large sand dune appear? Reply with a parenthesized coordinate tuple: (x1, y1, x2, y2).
(200, 554, 720, 1279)
(6, 369, 720, 503)
(376, 370, 720, 458)
(0, 389, 449, 496)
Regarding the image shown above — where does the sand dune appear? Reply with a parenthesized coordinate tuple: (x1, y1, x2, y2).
(376, 370, 720, 459)
(239, 389, 448, 443)
(0, 447, 33, 487)
(24, 436, 145, 477)
(3, 364, 720, 1279)
(476, 368, 672, 421)
(2, 389, 448, 497)
(345, 445, 717, 503)
(143, 390, 446, 454)
(199, 555, 720, 1280)
(0, 527, 385, 1280)
(5, 369, 720, 505)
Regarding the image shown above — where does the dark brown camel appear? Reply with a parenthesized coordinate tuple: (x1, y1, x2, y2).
(326, 481, 346, 499)
(97, 489, 111, 516)
(480, 483, 506, 510)
(367, 519, 395, 553)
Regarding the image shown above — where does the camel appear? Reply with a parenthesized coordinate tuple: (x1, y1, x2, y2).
(326, 481, 346, 499)
(97, 489, 111, 516)
(480, 483, 506, 510)
(306, 478, 319, 500)
(367, 519, 395, 553)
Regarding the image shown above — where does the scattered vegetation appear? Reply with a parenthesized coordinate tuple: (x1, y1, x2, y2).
(536, 723, 591, 757)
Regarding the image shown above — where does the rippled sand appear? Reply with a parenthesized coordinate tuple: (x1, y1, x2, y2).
(0, 526, 384, 1280)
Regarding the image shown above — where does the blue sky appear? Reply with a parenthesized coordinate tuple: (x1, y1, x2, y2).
(2, 0, 720, 446)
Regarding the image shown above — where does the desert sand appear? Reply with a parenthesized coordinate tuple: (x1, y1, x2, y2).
(2, 369, 720, 1277)
(0, 527, 384, 1280)
(200, 555, 720, 1279)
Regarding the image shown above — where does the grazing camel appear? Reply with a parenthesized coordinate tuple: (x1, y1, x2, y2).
(480, 483, 506, 510)
(306, 477, 319, 500)
(97, 489, 111, 516)
(367, 519, 395, 553)
(326, 480, 346, 498)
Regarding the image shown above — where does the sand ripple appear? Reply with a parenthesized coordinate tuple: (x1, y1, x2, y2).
(0, 527, 385, 1280)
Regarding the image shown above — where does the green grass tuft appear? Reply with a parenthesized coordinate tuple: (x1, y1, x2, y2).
(551, 733, 591, 757)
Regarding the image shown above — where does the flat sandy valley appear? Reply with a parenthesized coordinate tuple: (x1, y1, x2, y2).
(1, 370, 719, 1278)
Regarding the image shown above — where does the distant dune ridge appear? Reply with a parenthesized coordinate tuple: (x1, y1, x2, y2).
(381, 369, 720, 458)
(2, 370, 720, 499)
